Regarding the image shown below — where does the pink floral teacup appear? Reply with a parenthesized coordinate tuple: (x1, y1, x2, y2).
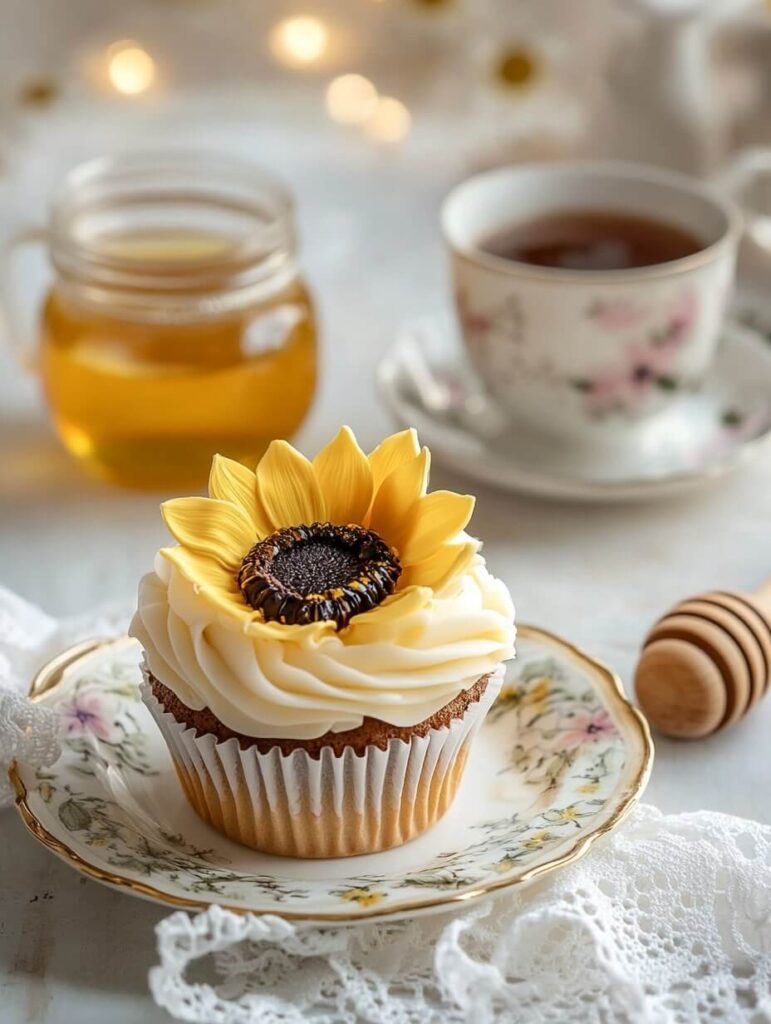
(442, 161, 742, 440)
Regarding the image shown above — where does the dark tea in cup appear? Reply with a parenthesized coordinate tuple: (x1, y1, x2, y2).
(480, 210, 703, 272)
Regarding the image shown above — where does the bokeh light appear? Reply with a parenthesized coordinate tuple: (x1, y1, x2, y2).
(107, 42, 156, 95)
(270, 16, 329, 68)
(494, 45, 540, 90)
(326, 74, 378, 125)
(364, 96, 411, 143)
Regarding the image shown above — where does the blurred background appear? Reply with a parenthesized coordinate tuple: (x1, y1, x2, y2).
(2, 0, 771, 609)
(4, 0, 771, 180)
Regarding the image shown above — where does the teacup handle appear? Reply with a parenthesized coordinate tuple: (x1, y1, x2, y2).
(0, 225, 49, 373)
(715, 147, 771, 256)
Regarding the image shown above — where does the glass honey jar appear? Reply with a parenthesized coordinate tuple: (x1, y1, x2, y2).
(5, 151, 317, 488)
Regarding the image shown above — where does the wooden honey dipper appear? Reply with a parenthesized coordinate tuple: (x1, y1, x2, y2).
(634, 581, 771, 738)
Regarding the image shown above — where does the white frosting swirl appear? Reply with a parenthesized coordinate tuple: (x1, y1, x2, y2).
(130, 553, 515, 739)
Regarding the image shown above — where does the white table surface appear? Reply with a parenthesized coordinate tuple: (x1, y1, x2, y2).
(2, 115, 771, 1024)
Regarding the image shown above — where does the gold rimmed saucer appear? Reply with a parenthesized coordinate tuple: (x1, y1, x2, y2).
(10, 627, 652, 923)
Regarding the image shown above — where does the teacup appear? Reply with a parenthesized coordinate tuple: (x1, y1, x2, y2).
(442, 161, 742, 441)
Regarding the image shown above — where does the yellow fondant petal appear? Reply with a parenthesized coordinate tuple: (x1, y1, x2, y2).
(400, 490, 475, 565)
(400, 538, 479, 591)
(343, 585, 431, 642)
(162, 545, 336, 640)
(368, 447, 430, 549)
(256, 439, 325, 529)
(367, 428, 420, 494)
(160, 546, 251, 620)
(244, 615, 336, 642)
(313, 426, 373, 525)
(161, 497, 255, 569)
(208, 455, 272, 537)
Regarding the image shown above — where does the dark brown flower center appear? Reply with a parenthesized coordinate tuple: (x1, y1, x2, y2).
(237, 522, 402, 629)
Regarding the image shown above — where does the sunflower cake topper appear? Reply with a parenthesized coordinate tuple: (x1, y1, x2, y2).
(159, 426, 478, 637)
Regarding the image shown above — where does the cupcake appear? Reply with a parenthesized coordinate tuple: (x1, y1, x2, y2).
(130, 427, 515, 858)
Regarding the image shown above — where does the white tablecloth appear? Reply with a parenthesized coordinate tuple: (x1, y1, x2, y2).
(1, 112, 771, 1023)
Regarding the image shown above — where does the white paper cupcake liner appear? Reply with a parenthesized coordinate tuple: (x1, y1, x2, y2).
(140, 666, 503, 858)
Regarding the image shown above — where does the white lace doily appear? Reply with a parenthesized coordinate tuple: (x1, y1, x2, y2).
(2, 586, 770, 1023)
(148, 805, 771, 1024)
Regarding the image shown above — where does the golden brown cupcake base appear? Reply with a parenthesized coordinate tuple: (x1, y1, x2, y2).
(166, 734, 473, 858)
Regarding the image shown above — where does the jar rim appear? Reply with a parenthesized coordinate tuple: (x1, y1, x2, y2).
(48, 148, 297, 302)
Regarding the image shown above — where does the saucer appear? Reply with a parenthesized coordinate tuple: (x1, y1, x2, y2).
(377, 307, 771, 502)
(10, 631, 651, 923)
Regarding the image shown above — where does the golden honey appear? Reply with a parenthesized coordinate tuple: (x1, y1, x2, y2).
(40, 251, 316, 488)
(35, 153, 318, 489)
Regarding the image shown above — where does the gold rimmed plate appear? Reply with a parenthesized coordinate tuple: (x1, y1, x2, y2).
(10, 627, 652, 923)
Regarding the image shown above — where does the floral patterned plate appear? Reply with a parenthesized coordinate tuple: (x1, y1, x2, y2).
(10, 627, 652, 923)
(378, 306, 771, 502)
